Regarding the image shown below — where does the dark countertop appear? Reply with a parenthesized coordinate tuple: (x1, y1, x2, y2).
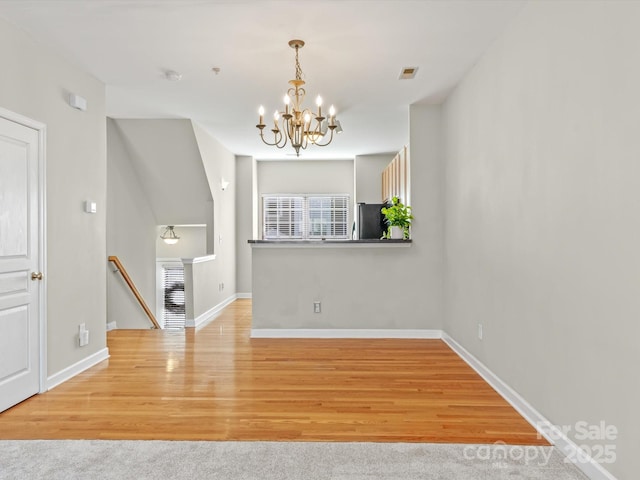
(248, 239, 412, 246)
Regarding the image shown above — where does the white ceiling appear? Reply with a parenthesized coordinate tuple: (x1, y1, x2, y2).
(0, 0, 525, 160)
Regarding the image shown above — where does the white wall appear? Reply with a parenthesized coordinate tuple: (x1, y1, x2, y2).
(107, 119, 157, 329)
(0, 17, 107, 375)
(442, 2, 639, 478)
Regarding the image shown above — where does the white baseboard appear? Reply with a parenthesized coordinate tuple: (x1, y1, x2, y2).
(106, 321, 117, 331)
(442, 333, 617, 480)
(186, 294, 237, 328)
(236, 292, 252, 299)
(46, 347, 110, 391)
(251, 328, 443, 339)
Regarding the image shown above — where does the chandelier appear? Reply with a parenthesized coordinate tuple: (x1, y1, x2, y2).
(256, 39, 340, 157)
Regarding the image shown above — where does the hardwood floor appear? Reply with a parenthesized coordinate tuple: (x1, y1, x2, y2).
(0, 299, 547, 444)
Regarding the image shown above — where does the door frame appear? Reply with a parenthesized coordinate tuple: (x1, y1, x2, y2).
(0, 106, 47, 393)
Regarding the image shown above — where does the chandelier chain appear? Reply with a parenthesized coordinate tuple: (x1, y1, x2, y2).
(294, 45, 303, 81)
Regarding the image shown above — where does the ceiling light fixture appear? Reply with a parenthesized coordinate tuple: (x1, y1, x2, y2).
(256, 39, 340, 157)
(160, 225, 180, 244)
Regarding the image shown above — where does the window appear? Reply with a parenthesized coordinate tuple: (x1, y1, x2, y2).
(263, 194, 350, 240)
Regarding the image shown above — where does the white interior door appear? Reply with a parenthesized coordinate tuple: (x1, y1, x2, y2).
(0, 112, 43, 413)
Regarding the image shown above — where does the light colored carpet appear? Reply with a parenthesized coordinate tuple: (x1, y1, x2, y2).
(0, 440, 588, 480)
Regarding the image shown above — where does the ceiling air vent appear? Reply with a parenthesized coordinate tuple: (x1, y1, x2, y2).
(399, 67, 418, 80)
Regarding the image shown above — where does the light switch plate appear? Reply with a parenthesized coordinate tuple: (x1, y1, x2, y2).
(84, 201, 97, 214)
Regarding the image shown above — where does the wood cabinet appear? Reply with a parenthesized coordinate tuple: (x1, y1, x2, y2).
(381, 146, 409, 203)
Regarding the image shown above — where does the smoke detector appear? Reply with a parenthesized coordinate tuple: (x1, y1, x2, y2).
(165, 70, 182, 82)
(398, 67, 418, 80)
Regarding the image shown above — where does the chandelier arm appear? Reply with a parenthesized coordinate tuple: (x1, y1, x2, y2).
(273, 127, 288, 149)
(259, 129, 285, 147)
(271, 121, 288, 149)
(307, 118, 324, 144)
(313, 128, 336, 147)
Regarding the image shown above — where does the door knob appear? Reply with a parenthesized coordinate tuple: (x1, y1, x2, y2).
(31, 272, 43, 281)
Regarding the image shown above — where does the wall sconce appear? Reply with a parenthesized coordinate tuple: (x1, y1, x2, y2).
(160, 225, 180, 244)
(221, 178, 230, 191)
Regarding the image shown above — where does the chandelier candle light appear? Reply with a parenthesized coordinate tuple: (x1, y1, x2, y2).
(257, 39, 339, 157)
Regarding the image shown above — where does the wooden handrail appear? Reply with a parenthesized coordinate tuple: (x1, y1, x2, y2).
(108, 255, 160, 329)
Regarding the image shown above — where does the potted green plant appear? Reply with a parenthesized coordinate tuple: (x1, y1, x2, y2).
(381, 196, 413, 239)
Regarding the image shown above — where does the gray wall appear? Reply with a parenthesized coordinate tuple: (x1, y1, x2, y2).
(239, 155, 406, 295)
(191, 260, 221, 319)
(257, 159, 355, 237)
(442, 2, 638, 478)
(107, 119, 157, 329)
(192, 122, 236, 302)
(107, 120, 236, 328)
(235, 156, 255, 295)
(111, 119, 214, 227)
(0, 17, 107, 375)
(252, 245, 425, 329)
(354, 153, 394, 204)
(258, 160, 354, 196)
(252, 110, 443, 330)
(156, 225, 207, 259)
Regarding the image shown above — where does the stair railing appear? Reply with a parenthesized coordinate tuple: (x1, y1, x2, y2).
(108, 255, 160, 329)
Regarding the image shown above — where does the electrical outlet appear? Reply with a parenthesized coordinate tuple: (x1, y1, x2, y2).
(478, 324, 483, 340)
(313, 301, 321, 314)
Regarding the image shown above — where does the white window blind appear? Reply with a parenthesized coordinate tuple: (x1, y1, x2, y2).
(162, 264, 185, 329)
(263, 196, 305, 239)
(263, 194, 350, 240)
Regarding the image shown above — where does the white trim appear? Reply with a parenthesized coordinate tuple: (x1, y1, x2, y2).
(236, 292, 252, 299)
(0, 107, 46, 130)
(442, 333, 618, 480)
(46, 348, 109, 391)
(37, 120, 47, 394)
(181, 254, 216, 265)
(0, 107, 48, 395)
(251, 329, 443, 339)
(106, 321, 117, 331)
(185, 294, 237, 328)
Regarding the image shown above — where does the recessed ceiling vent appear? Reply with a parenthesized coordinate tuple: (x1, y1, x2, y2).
(399, 67, 418, 80)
